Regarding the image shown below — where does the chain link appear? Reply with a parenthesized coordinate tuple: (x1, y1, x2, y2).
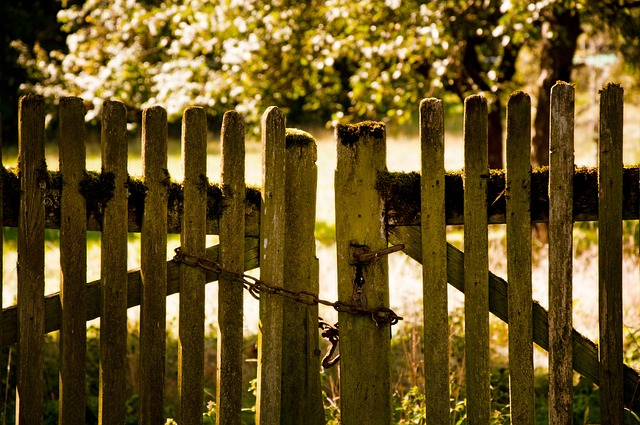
(172, 247, 403, 327)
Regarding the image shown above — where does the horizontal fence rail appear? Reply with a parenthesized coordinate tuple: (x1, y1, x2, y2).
(2, 166, 638, 233)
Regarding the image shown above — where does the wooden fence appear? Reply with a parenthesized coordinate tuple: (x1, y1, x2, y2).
(1, 81, 639, 424)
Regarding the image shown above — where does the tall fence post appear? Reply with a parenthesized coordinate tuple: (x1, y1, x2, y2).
(256, 106, 286, 425)
(99, 100, 129, 425)
(335, 121, 391, 425)
(548, 81, 575, 424)
(505, 91, 535, 424)
(463, 95, 490, 424)
(217, 110, 246, 425)
(281, 128, 324, 425)
(17, 93, 45, 425)
(59, 96, 87, 424)
(139, 105, 168, 425)
(419, 98, 450, 422)
(598, 83, 624, 424)
(178, 106, 208, 424)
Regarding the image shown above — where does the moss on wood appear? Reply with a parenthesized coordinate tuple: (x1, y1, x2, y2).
(246, 185, 262, 208)
(79, 170, 115, 226)
(126, 175, 147, 229)
(285, 128, 315, 148)
(335, 121, 385, 146)
(2, 168, 262, 235)
(377, 166, 640, 226)
(206, 183, 224, 221)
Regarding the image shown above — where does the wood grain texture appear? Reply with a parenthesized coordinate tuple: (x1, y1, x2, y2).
(548, 81, 575, 425)
(598, 83, 624, 424)
(58, 96, 87, 425)
(335, 121, 392, 425)
(463, 95, 490, 425)
(139, 106, 168, 425)
(99, 100, 129, 425)
(505, 91, 535, 425)
(178, 106, 207, 425)
(217, 110, 246, 425)
(17, 93, 46, 425)
(419, 98, 450, 422)
(281, 129, 324, 425)
(256, 107, 286, 425)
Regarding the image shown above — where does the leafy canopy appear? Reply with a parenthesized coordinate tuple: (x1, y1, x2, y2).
(20, 0, 639, 130)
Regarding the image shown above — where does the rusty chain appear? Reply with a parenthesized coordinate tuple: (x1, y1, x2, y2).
(172, 247, 403, 326)
(172, 247, 403, 368)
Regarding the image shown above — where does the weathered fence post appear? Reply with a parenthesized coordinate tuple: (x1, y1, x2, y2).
(548, 81, 575, 424)
(335, 121, 391, 425)
(281, 128, 324, 425)
(598, 83, 624, 424)
(217, 110, 246, 425)
(419, 98, 450, 422)
(17, 93, 45, 425)
(99, 100, 129, 425)
(179, 106, 207, 424)
(139, 105, 168, 425)
(59, 96, 87, 424)
(257, 106, 286, 424)
(505, 91, 535, 424)
(463, 94, 490, 424)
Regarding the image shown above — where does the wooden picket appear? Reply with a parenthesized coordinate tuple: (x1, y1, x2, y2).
(256, 106, 286, 425)
(139, 105, 168, 424)
(178, 106, 207, 424)
(463, 95, 491, 424)
(1, 84, 639, 423)
(58, 96, 87, 424)
(420, 98, 449, 422)
(281, 129, 324, 425)
(505, 91, 535, 424)
(598, 83, 625, 424)
(17, 93, 46, 425)
(217, 110, 246, 425)
(548, 82, 575, 424)
(335, 122, 392, 425)
(99, 100, 129, 425)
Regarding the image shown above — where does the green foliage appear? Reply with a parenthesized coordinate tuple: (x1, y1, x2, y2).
(14, 0, 640, 136)
(395, 386, 426, 424)
(314, 220, 336, 245)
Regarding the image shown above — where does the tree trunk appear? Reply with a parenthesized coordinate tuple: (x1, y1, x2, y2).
(532, 8, 582, 167)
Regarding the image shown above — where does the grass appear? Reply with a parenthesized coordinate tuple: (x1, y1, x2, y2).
(1, 95, 640, 422)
